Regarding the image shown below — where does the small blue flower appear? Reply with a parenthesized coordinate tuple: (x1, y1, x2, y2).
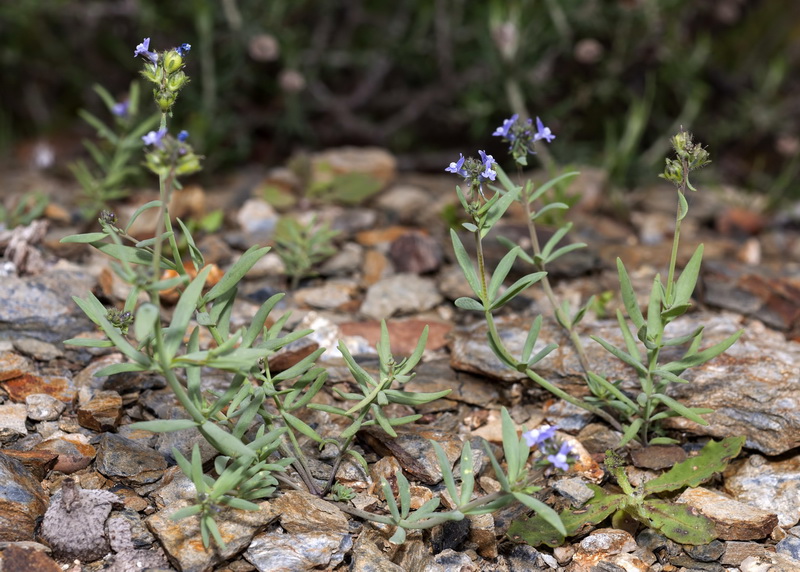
(547, 442, 573, 471)
(176, 43, 192, 57)
(445, 153, 468, 177)
(478, 150, 496, 181)
(134, 37, 158, 63)
(533, 117, 555, 143)
(111, 100, 129, 118)
(523, 424, 558, 447)
(178, 130, 189, 142)
(142, 128, 168, 148)
(493, 114, 518, 139)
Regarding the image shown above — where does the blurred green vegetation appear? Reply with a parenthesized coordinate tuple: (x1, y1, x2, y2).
(1, 0, 798, 202)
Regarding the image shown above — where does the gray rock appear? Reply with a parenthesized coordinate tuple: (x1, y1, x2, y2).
(236, 198, 278, 238)
(724, 454, 800, 528)
(293, 279, 358, 310)
(740, 552, 800, 572)
(350, 532, 405, 572)
(12, 338, 63, 361)
(0, 270, 94, 343)
(147, 499, 278, 572)
(0, 452, 48, 542)
(105, 515, 173, 572)
(450, 312, 800, 455)
(25, 393, 66, 421)
(685, 539, 726, 562)
(376, 184, 432, 224)
(272, 490, 349, 534)
(553, 477, 595, 506)
(360, 273, 442, 320)
(149, 466, 197, 509)
(319, 242, 363, 276)
(389, 231, 443, 274)
(676, 487, 778, 540)
(95, 433, 168, 485)
(433, 549, 477, 571)
(359, 425, 462, 485)
(0, 403, 28, 442)
(777, 527, 800, 561)
(244, 531, 352, 572)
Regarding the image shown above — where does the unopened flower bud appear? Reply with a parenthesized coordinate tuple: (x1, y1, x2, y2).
(672, 131, 691, 156)
(156, 91, 177, 112)
(164, 50, 184, 74)
(167, 71, 188, 92)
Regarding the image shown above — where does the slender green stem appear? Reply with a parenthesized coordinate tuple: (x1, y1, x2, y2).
(518, 169, 592, 377)
(471, 203, 623, 431)
(665, 195, 683, 305)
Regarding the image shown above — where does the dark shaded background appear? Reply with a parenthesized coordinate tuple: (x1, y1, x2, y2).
(2, 0, 798, 204)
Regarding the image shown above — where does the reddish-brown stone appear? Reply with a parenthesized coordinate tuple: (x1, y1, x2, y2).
(1, 373, 76, 404)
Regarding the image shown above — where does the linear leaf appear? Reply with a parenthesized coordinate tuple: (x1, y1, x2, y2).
(450, 229, 481, 297)
(455, 297, 484, 311)
(617, 258, 645, 329)
(590, 336, 648, 377)
(163, 266, 212, 361)
(661, 330, 743, 374)
(133, 419, 198, 432)
(203, 245, 271, 303)
(199, 421, 257, 458)
(488, 247, 520, 301)
(673, 244, 703, 307)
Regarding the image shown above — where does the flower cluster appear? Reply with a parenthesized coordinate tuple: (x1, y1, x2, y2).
(523, 424, 575, 472)
(493, 114, 555, 165)
(106, 307, 133, 335)
(660, 129, 711, 191)
(141, 128, 201, 178)
(135, 37, 191, 114)
(445, 150, 497, 199)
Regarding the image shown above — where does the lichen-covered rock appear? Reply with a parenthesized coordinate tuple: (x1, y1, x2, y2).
(40, 478, 121, 562)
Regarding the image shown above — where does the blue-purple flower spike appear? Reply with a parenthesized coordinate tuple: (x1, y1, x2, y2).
(142, 128, 168, 148)
(134, 37, 158, 63)
(445, 154, 468, 177)
(478, 150, 497, 181)
(176, 43, 192, 57)
(523, 424, 558, 447)
(547, 442, 573, 471)
(534, 117, 556, 143)
(178, 130, 189, 142)
(493, 114, 518, 139)
(111, 101, 129, 118)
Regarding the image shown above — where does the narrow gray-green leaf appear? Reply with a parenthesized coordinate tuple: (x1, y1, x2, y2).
(134, 303, 159, 342)
(617, 258, 645, 329)
(455, 297, 484, 311)
(488, 247, 520, 301)
(646, 274, 663, 341)
(199, 421, 257, 458)
(490, 272, 545, 310)
(203, 245, 271, 303)
(661, 330, 743, 374)
(125, 200, 163, 233)
(521, 315, 543, 363)
(282, 411, 323, 442)
(590, 336, 649, 377)
(132, 419, 198, 432)
(653, 393, 709, 425)
(450, 229, 481, 297)
(164, 266, 212, 361)
(60, 232, 108, 244)
(673, 244, 703, 308)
